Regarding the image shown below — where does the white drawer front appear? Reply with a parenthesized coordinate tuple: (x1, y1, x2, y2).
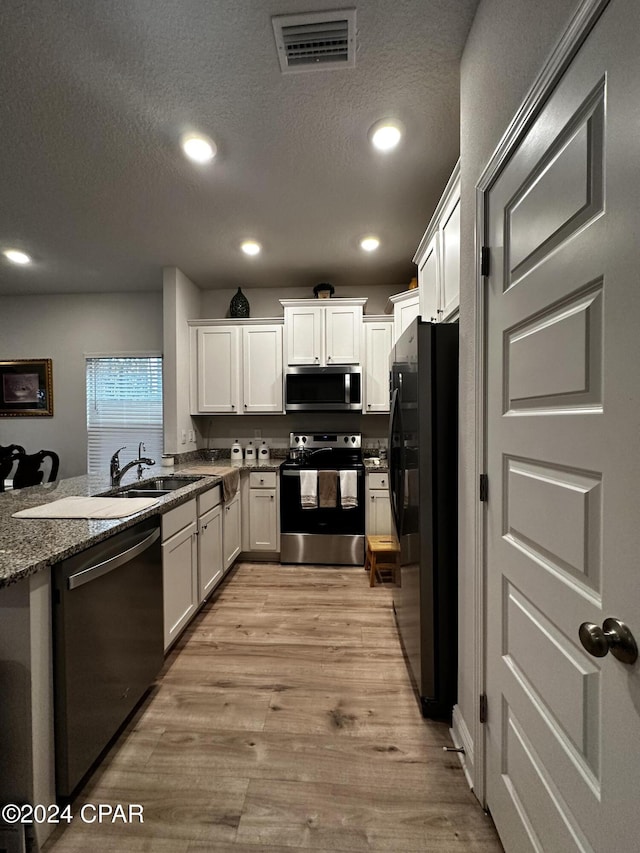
(162, 498, 197, 541)
(198, 484, 222, 515)
(249, 471, 277, 489)
(368, 472, 389, 490)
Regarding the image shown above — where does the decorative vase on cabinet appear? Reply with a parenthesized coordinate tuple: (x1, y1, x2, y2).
(230, 287, 250, 318)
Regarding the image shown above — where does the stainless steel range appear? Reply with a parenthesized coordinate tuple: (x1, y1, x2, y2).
(280, 432, 365, 565)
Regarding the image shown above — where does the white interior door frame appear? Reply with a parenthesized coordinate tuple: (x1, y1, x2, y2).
(470, 0, 610, 808)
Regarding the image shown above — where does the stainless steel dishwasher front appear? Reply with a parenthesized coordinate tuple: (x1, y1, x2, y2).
(52, 515, 163, 798)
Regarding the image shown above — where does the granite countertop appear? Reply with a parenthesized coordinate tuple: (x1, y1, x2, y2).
(0, 458, 285, 589)
(363, 458, 389, 473)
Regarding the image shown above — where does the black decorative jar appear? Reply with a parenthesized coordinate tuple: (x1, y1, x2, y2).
(229, 287, 250, 318)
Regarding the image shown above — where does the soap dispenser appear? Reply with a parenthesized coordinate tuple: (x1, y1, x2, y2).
(244, 440, 256, 462)
(231, 439, 243, 464)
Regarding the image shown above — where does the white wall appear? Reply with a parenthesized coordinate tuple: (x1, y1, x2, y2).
(162, 267, 202, 455)
(200, 284, 401, 319)
(457, 0, 580, 791)
(0, 292, 162, 477)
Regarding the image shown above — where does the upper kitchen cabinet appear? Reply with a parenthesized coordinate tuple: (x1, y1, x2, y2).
(190, 319, 283, 414)
(363, 316, 392, 413)
(414, 160, 461, 323)
(388, 288, 420, 344)
(280, 298, 367, 366)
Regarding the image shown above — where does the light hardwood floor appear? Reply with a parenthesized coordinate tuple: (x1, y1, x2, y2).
(43, 562, 503, 852)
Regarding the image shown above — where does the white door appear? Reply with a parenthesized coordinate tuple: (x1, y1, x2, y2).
(324, 303, 362, 365)
(364, 321, 392, 413)
(418, 235, 439, 323)
(284, 305, 322, 365)
(198, 504, 223, 601)
(248, 488, 277, 550)
(485, 2, 640, 851)
(242, 324, 283, 413)
(440, 194, 460, 320)
(196, 326, 240, 413)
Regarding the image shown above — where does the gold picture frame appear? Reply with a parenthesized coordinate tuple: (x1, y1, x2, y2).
(0, 359, 54, 417)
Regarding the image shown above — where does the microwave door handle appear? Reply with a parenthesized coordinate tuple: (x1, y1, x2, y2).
(344, 372, 350, 404)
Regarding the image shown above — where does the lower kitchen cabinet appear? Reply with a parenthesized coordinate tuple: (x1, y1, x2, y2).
(223, 488, 242, 571)
(162, 499, 198, 651)
(248, 471, 278, 551)
(366, 471, 393, 535)
(197, 485, 223, 601)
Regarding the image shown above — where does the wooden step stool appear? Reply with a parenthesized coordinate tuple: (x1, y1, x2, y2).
(365, 534, 400, 587)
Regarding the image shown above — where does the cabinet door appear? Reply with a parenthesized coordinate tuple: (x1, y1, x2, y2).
(440, 195, 460, 319)
(393, 293, 420, 343)
(285, 306, 323, 365)
(162, 521, 198, 650)
(198, 504, 223, 601)
(364, 322, 392, 413)
(418, 235, 440, 323)
(223, 491, 241, 570)
(367, 490, 393, 536)
(324, 304, 362, 364)
(196, 326, 240, 413)
(243, 325, 283, 413)
(249, 488, 277, 550)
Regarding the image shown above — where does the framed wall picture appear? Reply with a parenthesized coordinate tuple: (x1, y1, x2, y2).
(0, 359, 53, 416)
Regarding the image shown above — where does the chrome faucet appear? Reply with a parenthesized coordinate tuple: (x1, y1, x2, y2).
(110, 445, 155, 486)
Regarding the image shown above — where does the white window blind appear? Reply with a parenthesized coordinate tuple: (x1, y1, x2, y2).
(86, 357, 163, 476)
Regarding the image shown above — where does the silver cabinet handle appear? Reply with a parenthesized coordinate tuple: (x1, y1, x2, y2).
(579, 618, 638, 664)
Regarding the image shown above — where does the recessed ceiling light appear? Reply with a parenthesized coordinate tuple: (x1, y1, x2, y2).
(360, 236, 380, 252)
(241, 240, 261, 256)
(181, 133, 216, 163)
(370, 120, 403, 152)
(4, 249, 31, 265)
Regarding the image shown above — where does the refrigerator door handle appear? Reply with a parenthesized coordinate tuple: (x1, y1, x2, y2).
(388, 387, 404, 538)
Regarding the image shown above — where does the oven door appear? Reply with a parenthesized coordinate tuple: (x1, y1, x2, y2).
(280, 466, 365, 565)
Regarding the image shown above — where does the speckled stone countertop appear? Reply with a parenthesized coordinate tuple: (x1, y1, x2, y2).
(363, 458, 389, 473)
(0, 459, 285, 589)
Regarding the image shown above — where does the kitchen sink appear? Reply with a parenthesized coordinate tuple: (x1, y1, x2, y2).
(105, 475, 204, 498)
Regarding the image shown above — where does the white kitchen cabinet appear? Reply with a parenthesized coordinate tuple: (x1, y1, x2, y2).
(248, 471, 278, 551)
(418, 235, 439, 322)
(414, 160, 461, 323)
(242, 324, 283, 413)
(366, 471, 393, 535)
(223, 488, 241, 571)
(363, 317, 392, 413)
(197, 485, 223, 602)
(388, 289, 420, 344)
(162, 499, 198, 650)
(280, 298, 367, 366)
(193, 325, 240, 413)
(190, 319, 283, 415)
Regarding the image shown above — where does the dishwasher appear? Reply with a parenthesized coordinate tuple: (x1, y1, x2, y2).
(52, 515, 163, 798)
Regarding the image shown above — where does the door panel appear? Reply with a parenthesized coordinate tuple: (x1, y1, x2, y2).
(485, 2, 640, 850)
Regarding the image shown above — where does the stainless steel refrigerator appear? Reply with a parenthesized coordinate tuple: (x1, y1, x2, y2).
(388, 318, 458, 719)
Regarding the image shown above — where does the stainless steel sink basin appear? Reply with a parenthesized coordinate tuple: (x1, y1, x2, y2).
(137, 476, 203, 491)
(105, 475, 204, 498)
(120, 489, 170, 498)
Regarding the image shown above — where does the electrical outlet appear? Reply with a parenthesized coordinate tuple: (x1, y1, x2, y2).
(188, 429, 195, 442)
(181, 429, 186, 445)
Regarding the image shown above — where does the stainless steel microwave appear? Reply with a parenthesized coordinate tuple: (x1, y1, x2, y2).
(284, 365, 362, 412)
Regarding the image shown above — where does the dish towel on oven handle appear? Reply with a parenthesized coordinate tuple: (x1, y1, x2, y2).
(300, 469, 318, 509)
(339, 470, 358, 509)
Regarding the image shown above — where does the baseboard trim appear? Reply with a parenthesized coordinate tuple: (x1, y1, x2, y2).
(451, 704, 474, 791)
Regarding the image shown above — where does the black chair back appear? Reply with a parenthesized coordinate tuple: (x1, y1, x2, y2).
(0, 444, 25, 492)
(12, 449, 60, 489)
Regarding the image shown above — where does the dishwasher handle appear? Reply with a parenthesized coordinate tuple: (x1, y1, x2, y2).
(67, 527, 161, 590)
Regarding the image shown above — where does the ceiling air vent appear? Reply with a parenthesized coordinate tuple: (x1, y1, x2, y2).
(272, 9, 357, 74)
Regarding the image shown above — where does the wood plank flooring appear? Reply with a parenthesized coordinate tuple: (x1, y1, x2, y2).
(43, 562, 503, 852)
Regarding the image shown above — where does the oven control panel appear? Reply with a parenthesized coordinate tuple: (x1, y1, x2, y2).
(289, 432, 361, 449)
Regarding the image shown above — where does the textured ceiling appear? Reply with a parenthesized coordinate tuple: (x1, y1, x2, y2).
(0, 0, 480, 295)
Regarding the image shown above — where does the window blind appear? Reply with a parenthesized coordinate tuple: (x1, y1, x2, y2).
(86, 357, 163, 476)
